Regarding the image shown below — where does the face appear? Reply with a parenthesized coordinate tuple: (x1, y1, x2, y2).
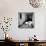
(29, 0, 43, 8)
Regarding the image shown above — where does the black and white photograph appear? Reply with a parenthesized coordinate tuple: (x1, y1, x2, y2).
(18, 12, 34, 28)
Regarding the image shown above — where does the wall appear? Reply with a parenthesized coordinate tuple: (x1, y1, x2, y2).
(0, 0, 46, 40)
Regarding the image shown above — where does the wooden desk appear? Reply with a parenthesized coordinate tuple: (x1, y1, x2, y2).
(5, 39, 46, 46)
(14, 40, 46, 46)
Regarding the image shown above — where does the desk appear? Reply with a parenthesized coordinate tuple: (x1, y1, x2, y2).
(14, 40, 46, 46)
(5, 39, 46, 46)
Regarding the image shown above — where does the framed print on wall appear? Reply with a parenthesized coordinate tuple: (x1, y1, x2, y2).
(29, 0, 43, 8)
(18, 12, 35, 28)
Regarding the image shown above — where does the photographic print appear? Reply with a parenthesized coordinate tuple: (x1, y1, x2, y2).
(18, 12, 34, 28)
(29, 0, 43, 8)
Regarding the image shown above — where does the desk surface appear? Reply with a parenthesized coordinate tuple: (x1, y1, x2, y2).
(13, 40, 46, 43)
(6, 39, 46, 43)
(5, 38, 46, 43)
